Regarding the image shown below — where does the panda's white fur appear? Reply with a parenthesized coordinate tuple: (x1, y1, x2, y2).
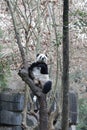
(33, 69, 50, 86)
(36, 53, 48, 63)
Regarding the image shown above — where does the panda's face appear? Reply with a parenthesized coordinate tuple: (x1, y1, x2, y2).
(36, 54, 48, 63)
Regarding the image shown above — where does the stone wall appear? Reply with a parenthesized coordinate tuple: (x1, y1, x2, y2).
(0, 91, 78, 130)
(0, 93, 24, 130)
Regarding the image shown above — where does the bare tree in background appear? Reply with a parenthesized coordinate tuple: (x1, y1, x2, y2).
(62, 0, 69, 130)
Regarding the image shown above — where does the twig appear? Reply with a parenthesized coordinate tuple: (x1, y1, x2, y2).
(4, 0, 27, 66)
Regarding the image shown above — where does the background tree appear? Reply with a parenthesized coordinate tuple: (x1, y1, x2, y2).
(62, 0, 69, 130)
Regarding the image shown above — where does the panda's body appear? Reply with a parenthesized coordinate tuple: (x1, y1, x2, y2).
(33, 68, 49, 85)
(28, 54, 52, 94)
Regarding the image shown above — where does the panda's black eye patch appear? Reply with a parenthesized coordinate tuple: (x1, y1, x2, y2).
(40, 56, 42, 59)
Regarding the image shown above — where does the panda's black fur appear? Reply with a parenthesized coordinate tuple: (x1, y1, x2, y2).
(28, 54, 52, 94)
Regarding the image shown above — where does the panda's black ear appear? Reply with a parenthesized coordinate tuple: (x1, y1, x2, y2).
(36, 54, 39, 57)
(45, 54, 48, 57)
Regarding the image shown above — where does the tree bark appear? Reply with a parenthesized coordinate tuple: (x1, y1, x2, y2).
(62, 0, 69, 130)
(38, 94, 48, 130)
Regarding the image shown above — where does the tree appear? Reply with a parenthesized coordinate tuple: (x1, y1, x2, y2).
(3, 0, 63, 130)
(62, 0, 69, 130)
(4, 1, 49, 130)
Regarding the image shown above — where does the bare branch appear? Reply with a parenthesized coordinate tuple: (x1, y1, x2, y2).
(4, 0, 27, 66)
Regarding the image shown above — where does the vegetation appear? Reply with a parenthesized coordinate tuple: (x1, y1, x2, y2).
(0, 43, 11, 91)
(0, 63, 7, 89)
(0, 28, 3, 38)
(77, 98, 87, 130)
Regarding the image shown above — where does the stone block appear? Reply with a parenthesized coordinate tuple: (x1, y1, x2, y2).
(0, 110, 22, 126)
(0, 93, 24, 111)
(0, 126, 22, 130)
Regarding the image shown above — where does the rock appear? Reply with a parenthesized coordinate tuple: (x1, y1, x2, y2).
(0, 110, 22, 126)
(0, 93, 24, 111)
(27, 114, 37, 127)
(69, 91, 78, 125)
(0, 126, 22, 130)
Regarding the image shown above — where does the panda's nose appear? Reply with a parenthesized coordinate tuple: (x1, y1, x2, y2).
(42, 58, 44, 61)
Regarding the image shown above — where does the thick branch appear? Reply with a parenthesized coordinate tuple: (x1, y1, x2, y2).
(18, 68, 42, 97)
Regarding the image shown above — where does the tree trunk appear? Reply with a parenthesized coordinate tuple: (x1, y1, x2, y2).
(38, 94, 48, 130)
(62, 0, 69, 130)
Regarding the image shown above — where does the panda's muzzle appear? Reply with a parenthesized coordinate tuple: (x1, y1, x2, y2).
(42, 57, 44, 61)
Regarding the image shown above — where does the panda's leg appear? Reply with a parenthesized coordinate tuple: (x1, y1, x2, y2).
(42, 81, 52, 94)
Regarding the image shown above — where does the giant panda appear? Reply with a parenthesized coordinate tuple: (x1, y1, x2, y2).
(28, 54, 52, 94)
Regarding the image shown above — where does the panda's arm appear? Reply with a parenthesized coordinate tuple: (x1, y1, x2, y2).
(28, 62, 38, 79)
(28, 62, 48, 79)
(29, 62, 38, 71)
(37, 63, 48, 74)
